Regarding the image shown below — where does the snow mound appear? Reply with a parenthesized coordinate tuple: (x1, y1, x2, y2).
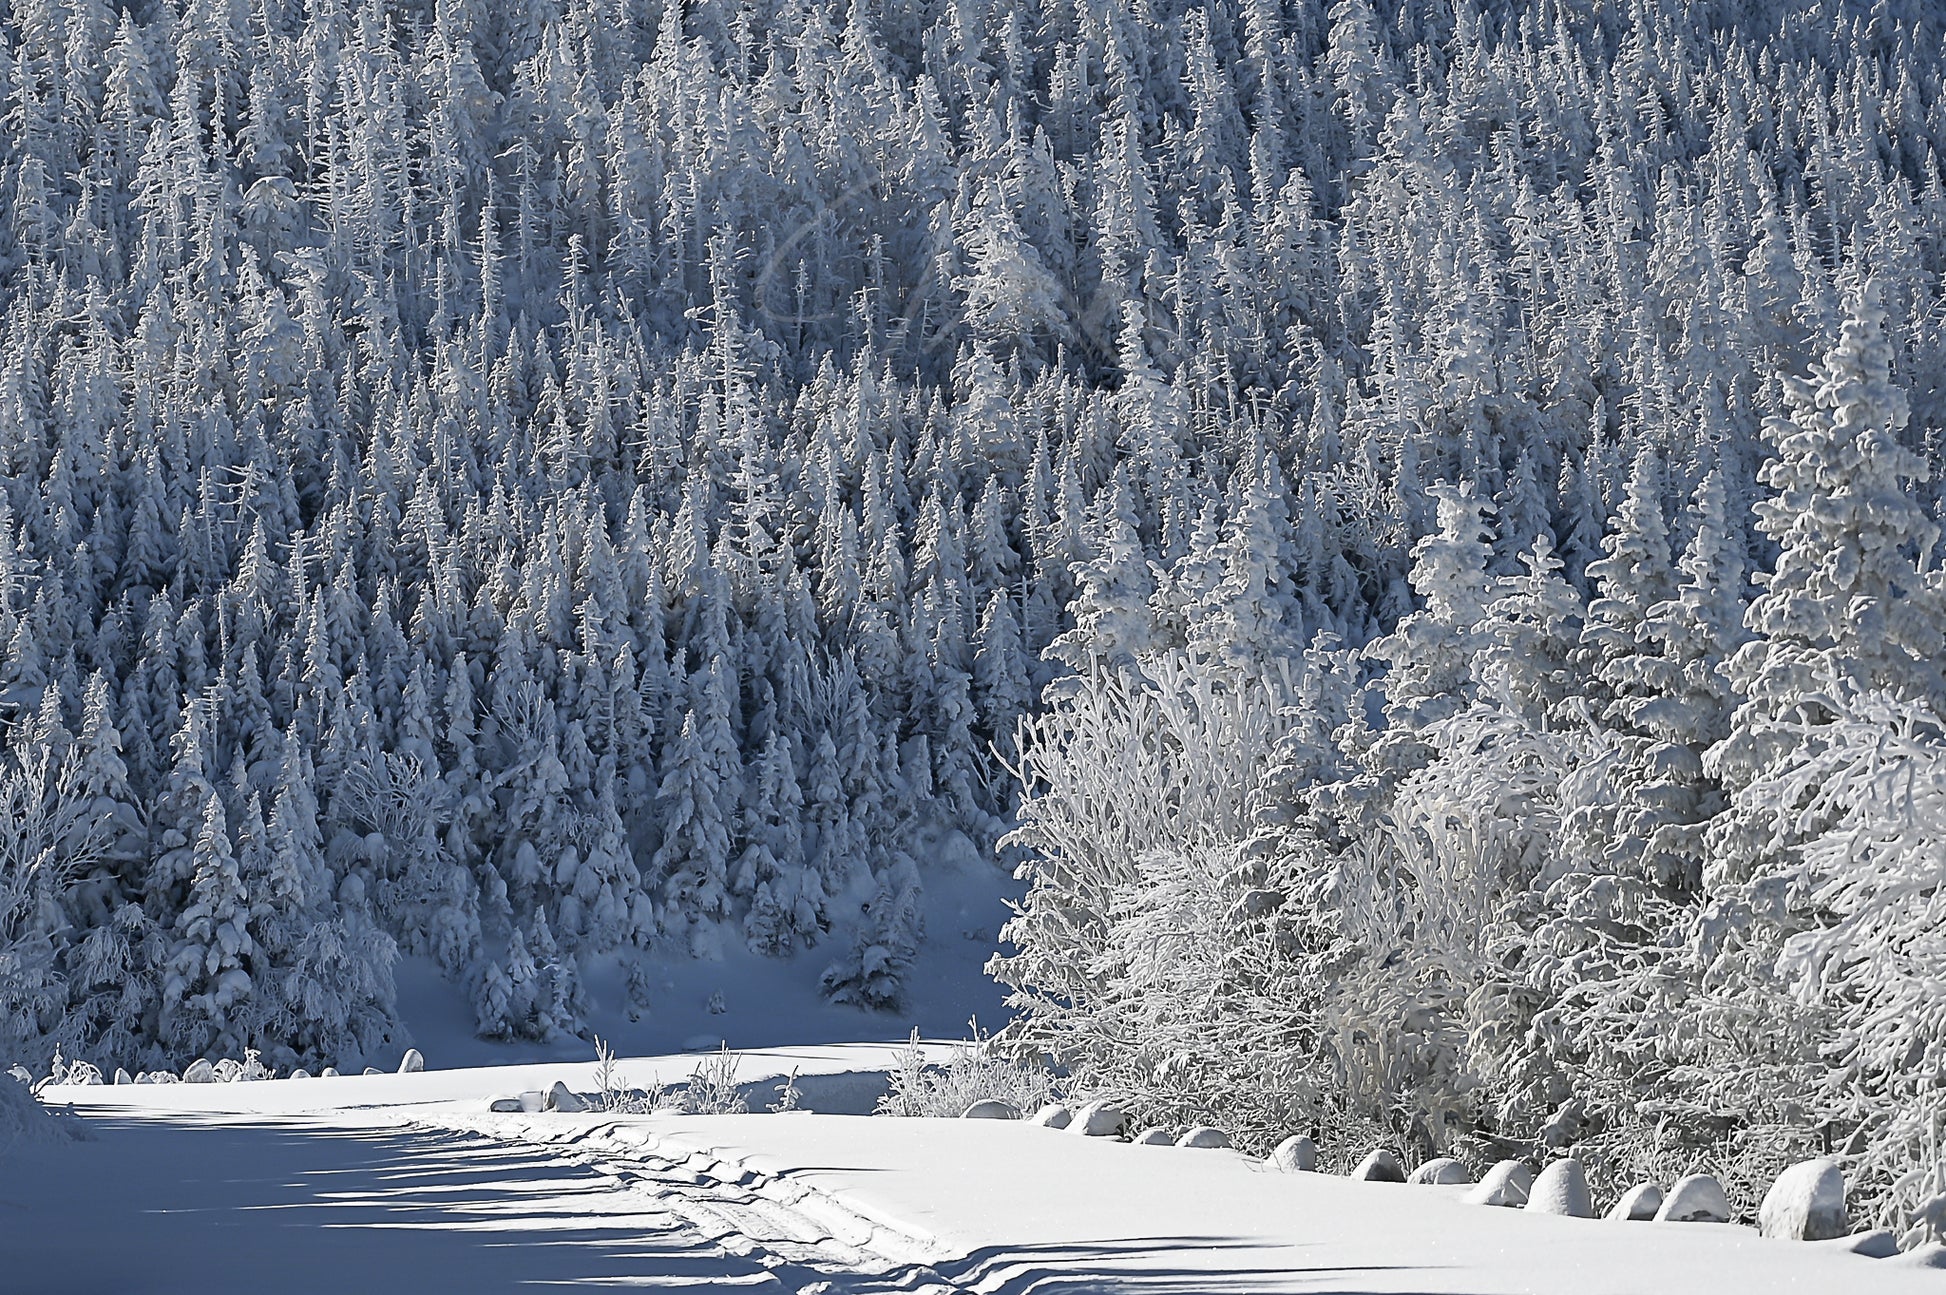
(1408, 1157, 1470, 1185)
(1810, 1229, 1898, 1258)
(1068, 1101, 1124, 1137)
(1526, 1158, 1593, 1217)
(1608, 1183, 1663, 1221)
(1176, 1126, 1229, 1149)
(1655, 1174, 1731, 1223)
(543, 1081, 587, 1113)
(1466, 1160, 1534, 1207)
(1132, 1127, 1174, 1145)
(960, 1100, 1018, 1119)
(399, 1049, 425, 1074)
(1351, 1147, 1405, 1182)
(1889, 1243, 1946, 1269)
(1267, 1134, 1316, 1173)
(1758, 1158, 1846, 1240)
(0, 1074, 66, 1153)
(1028, 1104, 1071, 1129)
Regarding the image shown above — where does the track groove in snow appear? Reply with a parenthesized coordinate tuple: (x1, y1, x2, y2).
(430, 1110, 969, 1292)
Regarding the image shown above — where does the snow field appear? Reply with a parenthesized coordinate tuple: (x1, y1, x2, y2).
(28, 1047, 1944, 1295)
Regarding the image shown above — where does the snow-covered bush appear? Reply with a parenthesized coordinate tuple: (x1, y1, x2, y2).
(875, 1027, 1060, 1119)
(589, 1037, 664, 1115)
(682, 1045, 748, 1115)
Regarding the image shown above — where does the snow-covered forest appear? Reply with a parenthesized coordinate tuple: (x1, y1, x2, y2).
(4, 0, 1946, 1232)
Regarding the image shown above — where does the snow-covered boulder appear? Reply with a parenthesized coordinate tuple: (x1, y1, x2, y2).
(1267, 1135, 1317, 1173)
(113, 1069, 132, 1086)
(1526, 1158, 1593, 1217)
(1408, 1157, 1470, 1185)
(488, 1097, 525, 1113)
(182, 1059, 216, 1084)
(321, 1067, 340, 1078)
(1177, 1126, 1230, 1149)
(1464, 1161, 1534, 1207)
(289, 1069, 310, 1080)
(1607, 1183, 1662, 1221)
(1133, 1127, 1174, 1145)
(1654, 1174, 1731, 1223)
(361, 1067, 383, 1076)
(544, 1080, 587, 1113)
(1028, 1104, 1072, 1129)
(962, 1099, 1020, 1119)
(1351, 1148, 1405, 1182)
(1758, 1158, 1847, 1240)
(399, 1049, 425, 1074)
(1069, 1101, 1125, 1137)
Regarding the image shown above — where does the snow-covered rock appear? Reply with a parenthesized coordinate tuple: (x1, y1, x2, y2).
(488, 1097, 525, 1113)
(1408, 1157, 1470, 1185)
(1069, 1101, 1125, 1137)
(1758, 1158, 1847, 1240)
(182, 1059, 216, 1084)
(1177, 1126, 1230, 1149)
(289, 1069, 310, 1080)
(544, 1081, 587, 1113)
(1608, 1183, 1663, 1221)
(1267, 1135, 1317, 1173)
(1655, 1174, 1732, 1223)
(1028, 1104, 1072, 1129)
(361, 1067, 383, 1076)
(1351, 1148, 1405, 1182)
(1132, 1127, 1174, 1145)
(320, 1067, 340, 1078)
(1526, 1158, 1593, 1217)
(399, 1049, 425, 1074)
(1464, 1161, 1534, 1207)
(962, 1099, 1020, 1119)
(113, 1069, 132, 1086)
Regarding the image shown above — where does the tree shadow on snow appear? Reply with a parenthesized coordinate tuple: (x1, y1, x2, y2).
(7, 1113, 801, 1292)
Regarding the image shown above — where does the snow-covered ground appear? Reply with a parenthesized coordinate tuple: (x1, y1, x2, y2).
(9, 1045, 1936, 1294)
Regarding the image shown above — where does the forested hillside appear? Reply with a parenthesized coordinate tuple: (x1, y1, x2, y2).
(3, 0, 1945, 1227)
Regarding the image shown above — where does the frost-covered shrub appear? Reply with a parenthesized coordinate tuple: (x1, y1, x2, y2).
(875, 1027, 1060, 1119)
(588, 1037, 664, 1115)
(681, 1045, 748, 1115)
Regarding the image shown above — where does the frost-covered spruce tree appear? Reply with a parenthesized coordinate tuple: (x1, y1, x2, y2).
(159, 793, 254, 1060)
(1632, 466, 1748, 752)
(1365, 483, 1497, 774)
(1474, 532, 1586, 731)
(1578, 445, 1675, 728)
(1708, 280, 1943, 865)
